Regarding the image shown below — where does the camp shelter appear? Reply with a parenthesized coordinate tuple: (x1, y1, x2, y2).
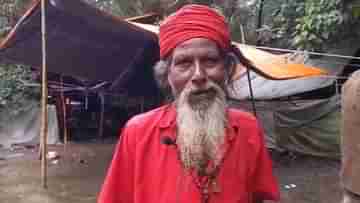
(229, 63, 341, 158)
(0, 0, 162, 147)
(0, 101, 60, 149)
(0, 0, 161, 99)
(229, 38, 360, 159)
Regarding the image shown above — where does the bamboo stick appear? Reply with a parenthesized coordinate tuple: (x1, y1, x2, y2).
(60, 75, 68, 146)
(240, 24, 257, 117)
(98, 93, 105, 141)
(40, 0, 48, 189)
(140, 96, 144, 112)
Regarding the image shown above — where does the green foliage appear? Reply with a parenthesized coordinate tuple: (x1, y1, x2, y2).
(110, 0, 256, 42)
(0, 0, 40, 116)
(272, 0, 357, 51)
(112, 0, 163, 17)
(84, 0, 122, 15)
(73, 0, 360, 51)
(111, 0, 220, 18)
(294, 0, 344, 50)
(0, 64, 40, 116)
(0, 0, 30, 36)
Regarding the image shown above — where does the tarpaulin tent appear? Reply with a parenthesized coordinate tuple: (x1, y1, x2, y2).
(0, 102, 59, 149)
(0, 0, 161, 98)
(229, 38, 360, 158)
(0, 0, 163, 148)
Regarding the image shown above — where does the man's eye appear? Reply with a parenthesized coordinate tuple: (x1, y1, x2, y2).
(174, 60, 192, 69)
(175, 59, 191, 65)
(204, 57, 219, 66)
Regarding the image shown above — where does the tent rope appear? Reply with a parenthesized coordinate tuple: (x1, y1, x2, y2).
(240, 24, 257, 117)
(246, 45, 360, 61)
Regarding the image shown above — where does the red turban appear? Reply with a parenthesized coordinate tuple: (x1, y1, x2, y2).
(159, 4, 231, 59)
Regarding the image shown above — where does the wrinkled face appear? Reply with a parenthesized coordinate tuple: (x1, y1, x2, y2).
(167, 38, 226, 99)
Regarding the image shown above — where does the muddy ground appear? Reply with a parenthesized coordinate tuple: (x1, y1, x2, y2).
(0, 140, 342, 203)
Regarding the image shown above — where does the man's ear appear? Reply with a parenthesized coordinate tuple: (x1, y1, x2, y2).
(225, 53, 237, 85)
(167, 72, 175, 93)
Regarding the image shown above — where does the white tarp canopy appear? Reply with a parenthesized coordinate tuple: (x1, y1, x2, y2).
(0, 102, 59, 149)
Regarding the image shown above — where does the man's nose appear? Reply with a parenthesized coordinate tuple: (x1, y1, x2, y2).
(191, 62, 207, 87)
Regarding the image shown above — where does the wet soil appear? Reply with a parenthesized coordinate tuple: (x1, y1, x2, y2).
(0, 141, 342, 203)
(272, 152, 341, 203)
(0, 142, 114, 203)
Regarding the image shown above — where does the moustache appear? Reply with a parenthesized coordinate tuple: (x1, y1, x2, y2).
(190, 87, 217, 96)
(185, 84, 222, 105)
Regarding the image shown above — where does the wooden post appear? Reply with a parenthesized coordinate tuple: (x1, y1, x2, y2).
(257, 0, 265, 31)
(60, 76, 68, 146)
(40, 0, 49, 189)
(98, 93, 105, 141)
(140, 96, 144, 112)
(240, 25, 257, 117)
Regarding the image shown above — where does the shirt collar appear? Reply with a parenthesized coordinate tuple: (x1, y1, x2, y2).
(158, 104, 240, 140)
(159, 104, 177, 129)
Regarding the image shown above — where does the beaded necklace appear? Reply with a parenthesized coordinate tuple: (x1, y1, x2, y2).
(176, 146, 230, 203)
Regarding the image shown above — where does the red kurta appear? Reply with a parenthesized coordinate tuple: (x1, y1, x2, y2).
(98, 105, 280, 203)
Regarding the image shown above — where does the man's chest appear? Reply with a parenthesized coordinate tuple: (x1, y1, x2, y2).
(132, 135, 254, 203)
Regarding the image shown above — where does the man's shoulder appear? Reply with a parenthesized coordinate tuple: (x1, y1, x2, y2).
(228, 108, 258, 127)
(228, 108, 264, 151)
(126, 105, 169, 127)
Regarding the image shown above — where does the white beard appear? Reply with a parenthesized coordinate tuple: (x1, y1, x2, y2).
(175, 81, 227, 175)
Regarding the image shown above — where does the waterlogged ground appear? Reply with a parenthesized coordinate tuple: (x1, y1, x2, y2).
(0, 141, 342, 203)
(0, 143, 113, 203)
(272, 153, 341, 203)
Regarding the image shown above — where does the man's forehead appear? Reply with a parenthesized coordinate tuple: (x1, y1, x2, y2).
(172, 38, 222, 56)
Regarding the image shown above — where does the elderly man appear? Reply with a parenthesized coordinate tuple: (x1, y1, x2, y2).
(98, 4, 279, 203)
(341, 70, 360, 203)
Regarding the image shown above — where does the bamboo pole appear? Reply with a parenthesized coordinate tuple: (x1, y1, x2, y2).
(240, 24, 257, 117)
(60, 76, 68, 146)
(140, 96, 144, 112)
(98, 93, 105, 141)
(40, 0, 48, 189)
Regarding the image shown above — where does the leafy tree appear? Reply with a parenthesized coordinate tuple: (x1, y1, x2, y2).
(0, 0, 39, 115)
(269, 0, 359, 51)
(51, 0, 360, 51)
(110, 0, 257, 42)
(0, 64, 40, 116)
(0, 0, 30, 37)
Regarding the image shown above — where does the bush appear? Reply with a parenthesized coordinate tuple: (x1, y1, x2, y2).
(0, 64, 40, 116)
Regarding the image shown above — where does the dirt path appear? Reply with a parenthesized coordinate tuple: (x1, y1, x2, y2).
(0, 143, 114, 203)
(272, 153, 341, 203)
(0, 142, 342, 203)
